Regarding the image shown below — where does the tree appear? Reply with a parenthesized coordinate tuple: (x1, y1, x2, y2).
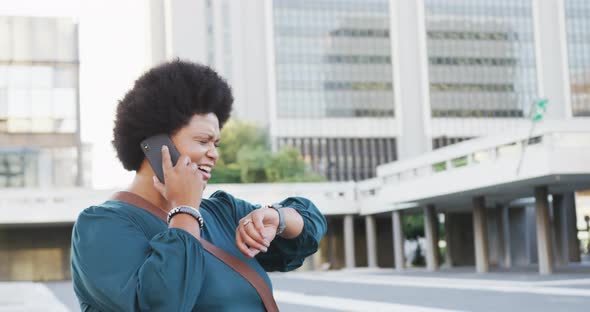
(217, 119, 267, 165)
(266, 146, 304, 182)
(404, 213, 425, 240)
(209, 119, 325, 183)
(237, 145, 271, 183)
(207, 161, 241, 184)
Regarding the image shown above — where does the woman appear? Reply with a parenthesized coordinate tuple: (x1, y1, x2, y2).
(70, 60, 327, 311)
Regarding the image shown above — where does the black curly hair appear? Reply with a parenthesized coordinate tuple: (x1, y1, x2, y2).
(112, 60, 233, 171)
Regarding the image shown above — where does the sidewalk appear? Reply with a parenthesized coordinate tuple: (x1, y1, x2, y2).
(0, 282, 69, 312)
(2, 265, 589, 312)
(351, 263, 590, 282)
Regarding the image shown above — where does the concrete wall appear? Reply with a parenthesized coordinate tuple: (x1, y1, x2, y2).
(508, 207, 529, 266)
(376, 216, 394, 268)
(486, 209, 502, 267)
(446, 205, 552, 270)
(353, 217, 368, 268)
(553, 193, 581, 264)
(446, 213, 475, 266)
(324, 216, 345, 270)
(0, 225, 72, 281)
(320, 215, 394, 270)
(526, 205, 539, 265)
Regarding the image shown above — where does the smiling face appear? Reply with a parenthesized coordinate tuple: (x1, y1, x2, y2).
(170, 113, 221, 183)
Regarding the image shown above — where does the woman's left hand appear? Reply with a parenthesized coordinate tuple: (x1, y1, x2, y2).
(236, 208, 280, 258)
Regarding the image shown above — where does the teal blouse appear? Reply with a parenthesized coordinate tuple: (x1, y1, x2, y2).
(70, 190, 327, 311)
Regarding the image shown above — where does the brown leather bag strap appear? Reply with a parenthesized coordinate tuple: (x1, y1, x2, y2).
(110, 191, 279, 312)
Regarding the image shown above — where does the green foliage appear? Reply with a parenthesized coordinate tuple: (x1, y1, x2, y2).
(237, 145, 271, 183)
(210, 119, 326, 183)
(403, 213, 425, 239)
(266, 146, 305, 182)
(208, 160, 241, 184)
(217, 119, 268, 165)
(432, 161, 447, 172)
(451, 156, 468, 168)
(403, 213, 445, 240)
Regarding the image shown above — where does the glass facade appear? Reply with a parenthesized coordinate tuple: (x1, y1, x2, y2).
(273, 0, 394, 119)
(272, 0, 396, 181)
(0, 16, 78, 133)
(277, 137, 396, 181)
(424, 0, 538, 119)
(0, 148, 38, 187)
(0, 16, 80, 187)
(565, 0, 590, 116)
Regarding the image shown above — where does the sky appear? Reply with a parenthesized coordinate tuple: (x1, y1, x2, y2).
(1, 0, 151, 189)
(78, 0, 150, 189)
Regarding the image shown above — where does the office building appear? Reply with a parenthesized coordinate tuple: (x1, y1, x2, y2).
(0, 15, 86, 188)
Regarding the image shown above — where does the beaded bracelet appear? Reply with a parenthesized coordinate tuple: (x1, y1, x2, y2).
(167, 206, 204, 228)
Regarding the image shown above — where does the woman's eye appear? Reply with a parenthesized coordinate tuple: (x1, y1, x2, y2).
(195, 138, 219, 147)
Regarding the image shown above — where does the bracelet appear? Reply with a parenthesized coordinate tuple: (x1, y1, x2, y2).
(266, 203, 285, 235)
(167, 206, 204, 228)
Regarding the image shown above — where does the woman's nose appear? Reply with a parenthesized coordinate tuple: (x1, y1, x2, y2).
(207, 145, 219, 161)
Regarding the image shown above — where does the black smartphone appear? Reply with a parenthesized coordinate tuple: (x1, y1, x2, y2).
(140, 134, 181, 183)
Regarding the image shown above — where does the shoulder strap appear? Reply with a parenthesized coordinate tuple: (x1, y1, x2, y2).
(110, 191, 279, 312)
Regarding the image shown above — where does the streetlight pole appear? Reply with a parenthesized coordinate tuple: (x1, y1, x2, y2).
(516, 98, 548, 175)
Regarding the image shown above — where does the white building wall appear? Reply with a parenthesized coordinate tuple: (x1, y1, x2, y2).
(147, 0, 269, 127)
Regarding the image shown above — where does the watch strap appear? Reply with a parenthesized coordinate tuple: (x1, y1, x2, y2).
(267, 203, 286, 236)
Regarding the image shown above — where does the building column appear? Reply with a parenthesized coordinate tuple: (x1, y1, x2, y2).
(535, 186, 554, 274)
(392, 211, 405, 270)
(473, 196, 489, 273)
(495, 204, 507, 268)
(424, 205, 439, 271)
(365, 215, 378, 268)
(311, 249, 323, 271)
(389, 0, 431, 159)
(500, 205, 513, 268)
(344, 214, 356, 269)
(552, 194, 567, 267)
(443, 212, 453, 267)
(326, 218, 340, 269)
(532, 0, 571, 118)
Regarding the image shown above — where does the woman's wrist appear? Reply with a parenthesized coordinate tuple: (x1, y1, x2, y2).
(169, 200, 200, 211)
(277, 208, 304, 239)
(169, 213, 202, 239)
(167, 206, 204, 228)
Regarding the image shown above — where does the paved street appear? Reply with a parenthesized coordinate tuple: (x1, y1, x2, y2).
(271, 268, 590, 312)
(2, 267, 589, 311)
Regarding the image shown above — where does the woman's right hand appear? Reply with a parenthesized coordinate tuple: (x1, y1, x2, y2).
(153, 145, 205, 211)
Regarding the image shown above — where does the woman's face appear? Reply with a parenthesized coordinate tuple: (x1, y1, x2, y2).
(171, 113, 221, 183)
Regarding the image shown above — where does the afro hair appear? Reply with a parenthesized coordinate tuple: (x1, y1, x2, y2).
(112, 60, 233, 171)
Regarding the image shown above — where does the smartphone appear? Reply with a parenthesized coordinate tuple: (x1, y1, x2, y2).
(140, 134, 181, 183)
